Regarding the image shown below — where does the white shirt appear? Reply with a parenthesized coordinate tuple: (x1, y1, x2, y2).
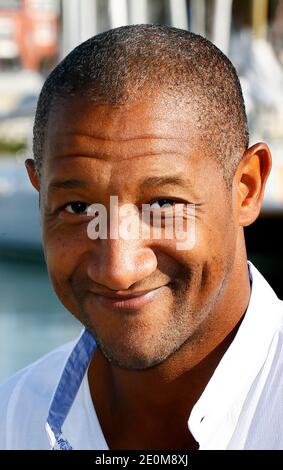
(0, 261, 282, 450)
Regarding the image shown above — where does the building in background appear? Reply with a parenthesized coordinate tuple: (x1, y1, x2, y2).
(0, 0, 59, 71)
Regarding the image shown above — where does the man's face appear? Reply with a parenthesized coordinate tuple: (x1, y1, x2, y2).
(38, 96, 239, 369)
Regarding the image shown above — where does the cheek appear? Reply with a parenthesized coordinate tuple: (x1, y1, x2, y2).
(42, 223, 86, 289)
(171, 213, 235, 264)
(43, 228, 88, 316)
(193, 213, 237, 294)
(171, 211, 237, 298)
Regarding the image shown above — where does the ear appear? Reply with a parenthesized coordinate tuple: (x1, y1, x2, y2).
(234, 143, 272, 227)
(25, 158, 40, 192)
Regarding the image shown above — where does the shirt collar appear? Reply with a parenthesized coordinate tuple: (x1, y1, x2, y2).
(45, 261, 281, 450)
(188, 261, 282, 449)
(46, 328, 97, 450)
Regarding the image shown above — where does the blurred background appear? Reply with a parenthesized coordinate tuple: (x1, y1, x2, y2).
(0, 0, 283, 383)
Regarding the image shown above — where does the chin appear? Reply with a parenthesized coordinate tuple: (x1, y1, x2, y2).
(100, 352, 165, 371)
(91, 327, 183, 371)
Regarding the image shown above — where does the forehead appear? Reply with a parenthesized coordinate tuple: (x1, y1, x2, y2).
(42, 95, 221, 191)
(45, 95, 200, 157)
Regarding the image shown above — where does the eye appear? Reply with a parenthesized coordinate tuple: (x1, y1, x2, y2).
(150, 199, 176, 209)
(64, 201, 90, 214)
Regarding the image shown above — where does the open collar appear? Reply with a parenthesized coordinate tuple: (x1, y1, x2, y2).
(45, 329, 96, 450)
(188, 261, 282, 449)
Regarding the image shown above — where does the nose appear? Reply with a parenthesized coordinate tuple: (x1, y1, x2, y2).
(87, 238, 158, 291)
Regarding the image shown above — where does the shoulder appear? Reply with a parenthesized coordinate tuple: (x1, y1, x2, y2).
(268, 295, 283, 380)
(243, 317, 283, 449)
(0, 339, 77, 449)
(254, 302, 283, 442)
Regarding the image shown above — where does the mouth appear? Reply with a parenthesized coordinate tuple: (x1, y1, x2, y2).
(92, 285, 168, 310)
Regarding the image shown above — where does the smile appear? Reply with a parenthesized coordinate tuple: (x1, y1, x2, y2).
(93, 286, 166, 310)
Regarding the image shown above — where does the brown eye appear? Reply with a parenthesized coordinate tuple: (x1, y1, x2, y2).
(65, 202, 89, 214)
(150, 199, 175, 209)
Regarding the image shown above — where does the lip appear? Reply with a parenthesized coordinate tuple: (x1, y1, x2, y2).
(93, 286, 166, 310)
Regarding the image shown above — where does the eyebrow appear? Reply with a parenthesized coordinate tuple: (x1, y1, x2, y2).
(47, 174, 191, 195)
(141, 175, 189, 189)
(48, 178, 88, 193)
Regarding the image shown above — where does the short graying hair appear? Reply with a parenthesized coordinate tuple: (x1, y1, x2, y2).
(33, 24, 249, 184)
